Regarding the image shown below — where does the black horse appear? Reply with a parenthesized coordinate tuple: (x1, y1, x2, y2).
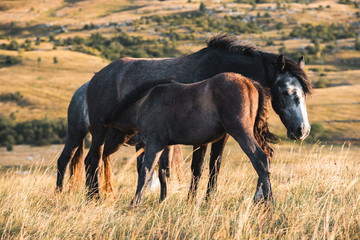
(85, 34, 312, 199)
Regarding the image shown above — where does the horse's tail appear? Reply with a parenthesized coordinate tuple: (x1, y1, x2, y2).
(100, 79, 175, 126)
(99, 155, 115, 197)
(68, 139, 85, 191)
(253, 83, 279, 160)
(170, 145, 184, 182)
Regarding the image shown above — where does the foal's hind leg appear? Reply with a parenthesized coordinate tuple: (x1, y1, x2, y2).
(131, 143, 164, 206)
(159, 147, 171, 202)
(206, 134, 229, 200)
(188, 145, 207, 200)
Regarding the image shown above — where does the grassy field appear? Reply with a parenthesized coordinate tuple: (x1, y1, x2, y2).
(0, 141, 359, 239)
(0, 1, 359, 238)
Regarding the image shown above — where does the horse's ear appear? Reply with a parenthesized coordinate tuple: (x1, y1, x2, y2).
(298, 56, 305, 69)
(277, 54, 285, 72)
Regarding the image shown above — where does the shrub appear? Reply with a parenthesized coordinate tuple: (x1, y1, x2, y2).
(313, 78, 328, 88)
(307, 122, 325, 142)
(6, 144, 13, 151)
(7, 39, 19, 50)
(5, 55, 22, 65)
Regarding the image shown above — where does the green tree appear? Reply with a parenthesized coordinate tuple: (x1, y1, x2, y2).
(199, 2, 206, 12)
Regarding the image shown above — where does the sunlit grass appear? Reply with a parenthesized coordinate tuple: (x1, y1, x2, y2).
(0, 143, 359, 239)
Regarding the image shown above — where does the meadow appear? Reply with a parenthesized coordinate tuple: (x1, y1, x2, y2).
(0, 0, 360, 238)
(0, 141, 359, 239)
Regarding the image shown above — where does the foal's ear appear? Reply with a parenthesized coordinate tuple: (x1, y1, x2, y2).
(277, 54, 285, 72)
(298, 56, 305, 69)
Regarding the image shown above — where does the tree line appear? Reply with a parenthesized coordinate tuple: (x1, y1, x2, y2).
(0, 117, 67, 150)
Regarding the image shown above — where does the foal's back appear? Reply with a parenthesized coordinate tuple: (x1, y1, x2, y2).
(135, 72, 261, 146)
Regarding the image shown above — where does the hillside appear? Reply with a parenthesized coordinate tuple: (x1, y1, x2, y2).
(0, 0, 359, 143)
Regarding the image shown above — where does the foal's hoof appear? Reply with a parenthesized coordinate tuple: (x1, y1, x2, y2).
(254, 187, 264, 203)
(253, 189, 273, 204)
(54, 187, 62, 194)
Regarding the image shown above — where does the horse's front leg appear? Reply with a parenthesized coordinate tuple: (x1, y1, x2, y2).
(206, 134, 229, 200)
(131, 143, 164, 206)
(188, 145, 207, 200)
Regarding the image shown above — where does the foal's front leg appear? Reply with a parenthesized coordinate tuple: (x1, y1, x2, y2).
(131, 144, 164, 206)
(223, 120, 272, 202)
(233, 134, 272, 201)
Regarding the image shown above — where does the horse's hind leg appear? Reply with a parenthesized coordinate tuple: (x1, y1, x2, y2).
(131, 143, 164, 206)
(56, 132, 86, 192)
(188, 145, 207, 200)
(206, 134, 229, 200)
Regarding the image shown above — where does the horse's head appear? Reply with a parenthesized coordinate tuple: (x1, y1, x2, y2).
(270, 55, 311, 140)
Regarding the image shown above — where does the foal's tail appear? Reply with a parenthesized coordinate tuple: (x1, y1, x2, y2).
(253, 84, 279, 160)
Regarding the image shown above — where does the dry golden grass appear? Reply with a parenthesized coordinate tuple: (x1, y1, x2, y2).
(0, 48, 108, 121)
(0, 142, 359, 239)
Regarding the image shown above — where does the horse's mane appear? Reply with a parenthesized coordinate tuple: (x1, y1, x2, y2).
(101, 79, 174, 126)
(207, 34, 259, 57)
(252, 82, 279, 160)
(207, 34, 312, 94)
(282, 56, 312, 94)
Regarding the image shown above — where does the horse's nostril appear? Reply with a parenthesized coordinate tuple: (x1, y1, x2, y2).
(297, 126, 303, 136)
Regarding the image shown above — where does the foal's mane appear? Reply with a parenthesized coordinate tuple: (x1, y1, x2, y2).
(207, 34, 312, 94)
(252, 82, 279, 160)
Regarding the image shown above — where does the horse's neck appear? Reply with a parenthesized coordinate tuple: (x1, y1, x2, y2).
(195, 48, 272, 87)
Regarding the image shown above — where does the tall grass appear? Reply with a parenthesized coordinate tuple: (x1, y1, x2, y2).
(0, 143, 359, 239)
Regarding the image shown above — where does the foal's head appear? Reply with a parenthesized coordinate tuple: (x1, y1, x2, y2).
(271, 55, 312, 140)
